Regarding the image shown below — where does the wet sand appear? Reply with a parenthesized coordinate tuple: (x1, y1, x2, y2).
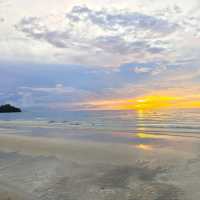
(0, 133, 199, 199)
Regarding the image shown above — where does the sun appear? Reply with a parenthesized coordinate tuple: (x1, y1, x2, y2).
(115, 95, 180, 111)
(82, 93, 200, 111)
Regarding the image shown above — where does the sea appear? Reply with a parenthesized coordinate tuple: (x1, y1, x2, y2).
(0, 109, 200, 199)
(0, 108, 200, 144)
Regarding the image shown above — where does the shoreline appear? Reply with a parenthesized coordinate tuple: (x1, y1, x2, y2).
(0, 132, 199, 199)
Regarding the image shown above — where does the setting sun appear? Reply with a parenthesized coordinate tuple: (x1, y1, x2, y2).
(131, 95, 179, 110)
(82, 94, 200, 111)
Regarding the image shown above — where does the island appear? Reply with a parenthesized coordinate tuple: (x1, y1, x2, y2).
(0, 104, 22, 113)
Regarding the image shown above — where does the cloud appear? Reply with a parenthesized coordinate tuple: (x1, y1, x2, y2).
(93, 36, 166, 55)
(2, 1, 200, 111)
(0, 59, 200, 110)
(121, 61, 168, 76)
(24, 85, 73, 94)
(15, 5, 179, 67)
(1, 0, 200, 69)
(16, 6, 176, 51)
(133, 66, 152, 74)
(0, 0, 11, 7)
(66, 5, 178, 35)
(18, 84, 95, 104)
(15, 17, 72, 48)
(151, 65, 167, 75)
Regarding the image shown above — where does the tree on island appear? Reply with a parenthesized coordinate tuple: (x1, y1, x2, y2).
(0, 104, 22, 113)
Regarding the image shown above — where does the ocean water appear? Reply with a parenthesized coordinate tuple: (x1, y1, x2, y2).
(0, 108, 200, 142)
(0, 109, 200, 199)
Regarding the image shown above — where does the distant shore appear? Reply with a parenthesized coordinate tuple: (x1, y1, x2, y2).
(0, 104, 21, 113)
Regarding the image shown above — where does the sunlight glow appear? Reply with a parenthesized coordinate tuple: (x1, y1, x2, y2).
(136, 144, 153, 151)
(120, 95, 180, 110)
(136, 133, 161, 139)
(84, 94, 200, 111)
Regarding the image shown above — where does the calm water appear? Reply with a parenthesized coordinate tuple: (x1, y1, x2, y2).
(0, 109, 200, 142)
(0, 109, 200, 200)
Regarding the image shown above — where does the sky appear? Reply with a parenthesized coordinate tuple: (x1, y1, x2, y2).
(1, 0, 200, 110)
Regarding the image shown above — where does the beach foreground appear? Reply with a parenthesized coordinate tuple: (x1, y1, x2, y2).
(0, 133, 199, 200)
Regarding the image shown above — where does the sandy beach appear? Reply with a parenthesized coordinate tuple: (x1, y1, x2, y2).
(0, 132, 199, 200)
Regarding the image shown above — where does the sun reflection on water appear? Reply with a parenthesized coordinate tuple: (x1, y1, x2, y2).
(136, 144, 153, 151)
(136, 133, 161, 139)
(135, 110, 161, 151)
